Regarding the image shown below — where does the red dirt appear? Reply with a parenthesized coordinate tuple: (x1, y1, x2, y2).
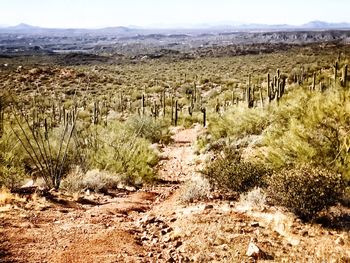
(1, 126, 349, 262)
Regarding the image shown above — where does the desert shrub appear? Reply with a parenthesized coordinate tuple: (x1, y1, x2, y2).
(267, 165, 345, 220)
(87, 122, 159, 185)
(263, 86, 350, 182)
(202, 148, 271, 193)
(125, 115, 172, 144)
(12, 119, 79, 189)
(179, 112, 203, 129)
(208, 106, 270, 141)
(180, 176, 211, 203)
(62, 168, 124, 193)
(0, 128, 26, 190)
(236, 187, 267, 212)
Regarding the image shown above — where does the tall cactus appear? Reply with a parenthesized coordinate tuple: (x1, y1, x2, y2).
(162, 89, 166, 117)
(267, 73, 271, 102)
(141, 94, 145, 116)
(174, 100, 178, 126)
(246, 74, 253, 108)
(342, 64, 348, 88)
(334, 61, 339, 86)
(0, 96, 3, 138)
(171, 96, 174, 123)
(201, 107, 206, 127)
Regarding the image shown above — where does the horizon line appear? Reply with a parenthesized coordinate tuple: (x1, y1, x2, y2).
(2, 20, 350, 30)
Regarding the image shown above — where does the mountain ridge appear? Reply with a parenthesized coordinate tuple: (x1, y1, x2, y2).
(0, 21, 350, 35)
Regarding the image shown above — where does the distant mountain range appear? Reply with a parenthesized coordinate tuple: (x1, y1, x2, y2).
(1, 21, 350, 36)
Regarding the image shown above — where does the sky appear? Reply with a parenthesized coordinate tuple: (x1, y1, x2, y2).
(0, 0, 349, 28)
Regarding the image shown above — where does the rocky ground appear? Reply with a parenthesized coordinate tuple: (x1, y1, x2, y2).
(0, 126, 349, 262)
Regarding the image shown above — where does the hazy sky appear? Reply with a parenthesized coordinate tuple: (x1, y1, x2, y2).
(1, 0, 349, 28)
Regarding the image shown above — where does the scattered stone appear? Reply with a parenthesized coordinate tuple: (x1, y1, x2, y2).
(251, 222, 259, 227)
(163, 236, 171, 243)
(246, 240, 265, 259)
(141, 235, 149, 241)
(170, 217, 177, 222)
(175, 240, 183, 248)
(219, 244, 229, 251)
(204, 204, 214, 210)
(301, 230, 308, 237)
(335, 236, 345, 246)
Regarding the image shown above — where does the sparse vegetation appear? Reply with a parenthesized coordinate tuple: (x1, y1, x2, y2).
(62, 168, 125, 193)
(180, 176, 211, 203)
(0, 127, 26, 190)
(267, 165, 345, 220)
(202, 148, 271, 193)
(263, 86, 350, 182)
(86, 122, 159, 185)
(0, 32, 349, 262)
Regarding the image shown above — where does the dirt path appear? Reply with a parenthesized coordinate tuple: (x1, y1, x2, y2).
(0, 126, 202, 263)
(1, 125, 349, 262)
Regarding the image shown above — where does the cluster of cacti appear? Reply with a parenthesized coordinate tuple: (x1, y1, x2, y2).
(266, 69, 286, 104)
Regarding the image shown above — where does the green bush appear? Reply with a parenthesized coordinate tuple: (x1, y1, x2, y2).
(0, 128, 26, 190)
(202, 148, 271, 193)
(125, 115, 172, 144)
(62, 168, 124, 193)
(12, 119, 79, 189)
(87, 122, 159, 185)
(263, 86, 350, 182)
(208, 106, 270, 141)
(267, 165, 345, 220)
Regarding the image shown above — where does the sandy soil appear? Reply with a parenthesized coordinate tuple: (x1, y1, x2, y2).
(0, 125, 349, 262)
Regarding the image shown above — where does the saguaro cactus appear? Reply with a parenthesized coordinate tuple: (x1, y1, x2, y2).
(215, 98, 220, 113)
(334, 61, 339, 86)
(141, 94, 146, 116)
(201, 107, 206, 127)
(171, 96, 174, 123)
(0, 97, 4, 138)
(162, 89, 166, 117)
(267, 73, 271, 102)
(342, 64, 348, 88)
(174, 100, 178, 126)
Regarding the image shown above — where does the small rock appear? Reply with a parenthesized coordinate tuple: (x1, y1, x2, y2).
(251, 222, 259, 227)
(163, 236, 171, 243)
(219, 244, 229, 251)
(170, 218, 177, 222)
(140, 215, 157, 225)
(141, 235, 149, 241)
(301, 230, 308, 237)
(246, 240, 264, 259)
(161, 223, 169, 229)
(204, 204, 214, 210)
(335, 236, 345, 246)
(175, 240, 183, 248)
